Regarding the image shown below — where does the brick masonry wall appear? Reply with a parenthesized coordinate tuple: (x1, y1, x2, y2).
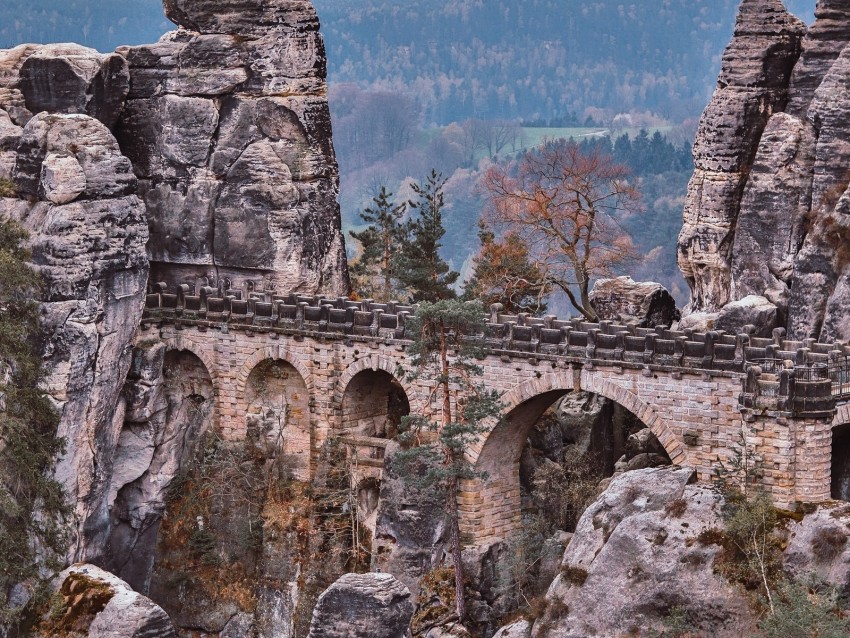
(140, 321, 841, 543)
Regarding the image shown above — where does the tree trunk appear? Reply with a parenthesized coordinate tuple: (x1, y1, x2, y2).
(448, 475, 466, 622)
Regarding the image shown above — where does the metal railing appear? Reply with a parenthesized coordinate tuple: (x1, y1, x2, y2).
(829, 356, 850, 397)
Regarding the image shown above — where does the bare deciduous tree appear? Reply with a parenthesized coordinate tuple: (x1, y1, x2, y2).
(481, 139, 640, 320)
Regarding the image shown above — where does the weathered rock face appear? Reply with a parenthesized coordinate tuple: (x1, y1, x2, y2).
(32, 564, 176, 638)
(531, 467, 758, 638)
(678, 0, 805, 315)
(373, 443, 448, 599)
(784, 503, 850, 586)
(103, 344, 214, 592)
(680, 0, 850, 342)
(588, 276, 680, 328)
(0, 109, 149, 564)
(785, 0, 850, 117)
(115, 0, 348, 296)
(307, 573, 414, 638)
(729, 113, 815, 318)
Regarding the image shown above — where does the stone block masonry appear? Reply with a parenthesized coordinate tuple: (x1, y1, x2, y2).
(141, 287, 850, 542)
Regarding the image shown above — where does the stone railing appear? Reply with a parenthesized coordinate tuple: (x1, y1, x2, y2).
(142, 284, 850, 410)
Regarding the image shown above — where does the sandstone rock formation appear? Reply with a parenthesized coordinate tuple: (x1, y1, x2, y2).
(678, 0, 805, 315)
(115, 0, 348, 296)
(783, 503, 850, 584)
(0, 1, 350, 634)
(373, 443, 449, 598)
(680, 0, 850, 343)
(307, 573, 414, 638)
(33, 564, 176, 638)
(532, 467, 758, 638)
(0, 108, 149, 564)
(588, 276, 680, 328)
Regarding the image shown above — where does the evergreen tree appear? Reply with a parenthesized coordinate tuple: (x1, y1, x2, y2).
(348, 186, 406, 301)
(395, 300, 502, 623)
(395, 170, 460, 302)
(463, 221, 549, 314)
(0, 216, 67, 626)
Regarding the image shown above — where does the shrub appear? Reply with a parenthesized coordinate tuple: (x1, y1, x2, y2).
(559, 565, 589, 586)
(665, 498, 688, 518)
(760, 580, 850, 638)
(811, 526, 848, 561)
(696, 527, 724, 546)
(0, 178, 15, 198)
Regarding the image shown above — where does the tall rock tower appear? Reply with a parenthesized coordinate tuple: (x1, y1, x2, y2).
(117, 0, 349, 297)
(679, 0, 850, 343)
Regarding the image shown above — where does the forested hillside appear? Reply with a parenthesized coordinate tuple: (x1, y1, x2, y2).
(314, 0, 815, 124)
(0, 0, 170, 51)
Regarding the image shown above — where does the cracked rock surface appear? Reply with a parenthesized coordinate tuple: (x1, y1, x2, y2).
(115, 0, 348, 296)
(679, 0, 850, 342)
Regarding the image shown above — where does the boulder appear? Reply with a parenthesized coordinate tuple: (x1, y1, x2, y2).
(16, 44, 129, 128)
(40, 153, 86, 204)
(676, 311, 720, 333)
(714, 295, 779, 338)
(589, 276, 680, 328)
(33, 564, 176, 638)
(493, 620, 531, 638)
(307, 573, 414, 638)
(784, 503, 850, 586)
(534, 467, 757, 638)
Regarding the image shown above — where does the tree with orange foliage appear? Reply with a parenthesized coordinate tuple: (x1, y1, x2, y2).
(463, 221, 550, 315)
(481, 139, 640, 320)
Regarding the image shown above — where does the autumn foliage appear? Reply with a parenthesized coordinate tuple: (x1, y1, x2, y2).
(481, 139, 640, 319)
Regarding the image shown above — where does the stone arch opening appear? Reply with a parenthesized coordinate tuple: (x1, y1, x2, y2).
(107, 346, 215, 592)
(468, 381, 674, 544)
(832, 422, 850, 501)
(244, 358, 312, 481)
(340, 369, 410, 439)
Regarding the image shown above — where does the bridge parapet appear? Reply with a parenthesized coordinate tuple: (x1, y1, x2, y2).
(143, 284, 850, 383)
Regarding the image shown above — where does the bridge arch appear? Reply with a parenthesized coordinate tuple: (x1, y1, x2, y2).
(236, 346, 315, 403)
(335, 355, 425, 418)
(462, 369, 684, 542)
(157, 336, 221, 398)
(238, 349, 314, 480)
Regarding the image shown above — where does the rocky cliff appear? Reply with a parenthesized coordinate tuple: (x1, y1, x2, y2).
(117, 0, 348, 296)
(678, 0, 850, 342)
(0, 0, 347, 633)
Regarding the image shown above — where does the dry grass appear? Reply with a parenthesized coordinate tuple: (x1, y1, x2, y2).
(811, 526, 848, 560)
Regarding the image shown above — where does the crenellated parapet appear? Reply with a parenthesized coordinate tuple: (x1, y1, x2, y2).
(142, 283, 850, 418)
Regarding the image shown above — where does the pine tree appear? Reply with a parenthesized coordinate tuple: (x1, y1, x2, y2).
(395, 170, 460, 302)
(348, 186, 406, 301)
(0, 216, 67, 626)
(395, 300, 502, 623)
(463, 221, 550, 314)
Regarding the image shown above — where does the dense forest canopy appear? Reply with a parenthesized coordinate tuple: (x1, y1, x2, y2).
(1, 1, 815, 123)
(317, 0, 815, 124)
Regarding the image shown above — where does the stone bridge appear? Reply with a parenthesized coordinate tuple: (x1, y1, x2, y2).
(141, 283, 850, 543)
